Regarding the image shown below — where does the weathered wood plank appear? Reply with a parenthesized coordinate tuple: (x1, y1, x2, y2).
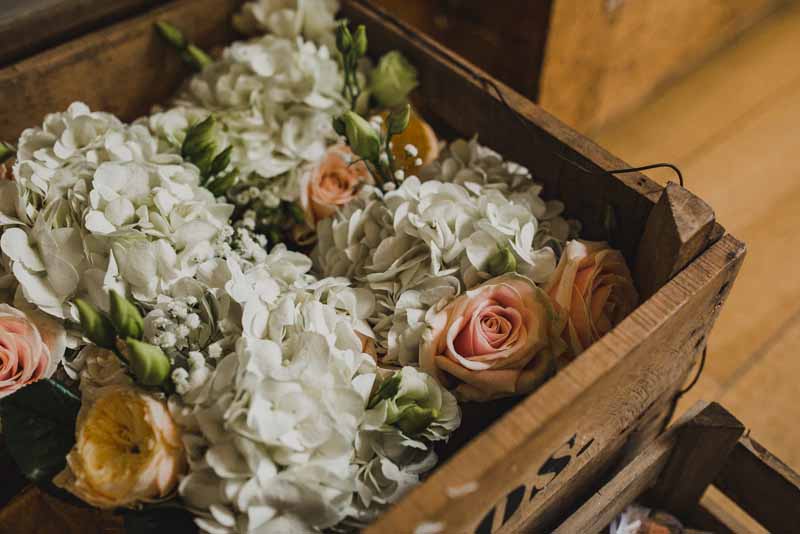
(0, 0, 169, 66)
(552, 402, 709, 534)
(713, 436, 800, 534)
(634, 182, 716, 298)
(647, 403, 745, 518)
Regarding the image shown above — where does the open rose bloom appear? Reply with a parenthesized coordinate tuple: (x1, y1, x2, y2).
(300, 144, 371, 226)
(420, 273, 566, 401)
(54, 385, 186, 509)
(0, 304, 65, 397)
(547, 240, 639, 359)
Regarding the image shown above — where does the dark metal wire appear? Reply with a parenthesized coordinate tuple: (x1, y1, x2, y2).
(361, 0, 704, 398)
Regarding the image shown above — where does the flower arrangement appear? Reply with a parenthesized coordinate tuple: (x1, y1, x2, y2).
(0, 1, 640, 532)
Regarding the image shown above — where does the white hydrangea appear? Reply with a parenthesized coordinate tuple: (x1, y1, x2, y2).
(148, 32, 345, 196)
(170, 246, 380, 533)
(233, 0, 340, 50)
(0, 103, 233, 320)
(314, 140, 572, 363)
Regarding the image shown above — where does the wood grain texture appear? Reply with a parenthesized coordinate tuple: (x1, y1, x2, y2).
(646, 403, 745, 518)
(552, 402, 710, 534)
(713, 436, 800, 533)
(0, 0, 169, 65)
(540, 0, 783, 130)
(633, 182, 716, 299)
(0, 486, 122, 534)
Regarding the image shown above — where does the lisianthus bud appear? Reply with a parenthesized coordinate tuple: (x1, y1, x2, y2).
(182, 116, 218, 175)
(74, 299, 116, 350)
(125, 338, 171, 387)
(336, 21, 353, 54)
(155, 21, 187, 49)
(340, 111, 381, 162)
(210, 145, 233, 175)
(0, 142, 14, 164)
(353, 25, 368, 57)
(109, 291, 144, 340)
(206, 169, 238, 197)
(487, 244, 517, 276)
(387, 104, 411, 136)
(369, 51, 419, 108)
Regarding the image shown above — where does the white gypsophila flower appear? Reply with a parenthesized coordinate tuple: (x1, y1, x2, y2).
(314, 140, 572, 363)
(170, 248, 381, 533)
(0, 103, 234, 320)
(233, 0, 340, 51)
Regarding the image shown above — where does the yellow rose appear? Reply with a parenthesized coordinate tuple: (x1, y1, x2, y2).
(546, 240, 639, 358)
(53, 385, 185, 509)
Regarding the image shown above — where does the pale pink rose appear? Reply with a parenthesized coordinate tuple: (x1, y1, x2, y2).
(0, 304, 66, 398)
(420, 273, 565, 401)
(54, 385, 186, 509)
(300, 144, 370, 225)
(546, 240, 638, 358)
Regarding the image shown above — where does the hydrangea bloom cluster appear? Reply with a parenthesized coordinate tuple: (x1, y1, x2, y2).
(0, 102, 233, 321)
(314, 139, 574, 364)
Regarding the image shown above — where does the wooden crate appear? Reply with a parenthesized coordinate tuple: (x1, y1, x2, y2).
(0, 1, 745, 533)
(555, 401, 800, 534)
(370, 0, 783, 131)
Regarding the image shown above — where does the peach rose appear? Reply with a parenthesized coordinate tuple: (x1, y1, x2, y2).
(300, 144, 370, 225)
(54, 385, 186, 509)
(0, 304, 66, 398)
(420, 273, 565, 401)
(546, 240, 638, 358)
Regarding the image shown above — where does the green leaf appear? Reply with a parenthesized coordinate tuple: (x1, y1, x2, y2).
(0, 380, 80, 483)
(123, 506, 198, 534)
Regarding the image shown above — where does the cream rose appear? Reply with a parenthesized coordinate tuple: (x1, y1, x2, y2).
(54, 385, 186, 509)
(0, 304, 66, 398)
(420, 273, 564, 401)
(546, 240, 638, 358)
(300, 144, 370, 225)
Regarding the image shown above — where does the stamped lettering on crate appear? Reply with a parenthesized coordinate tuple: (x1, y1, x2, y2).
(474, 433, 595, 533)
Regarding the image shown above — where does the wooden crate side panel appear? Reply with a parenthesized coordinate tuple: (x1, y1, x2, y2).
(551, 402, 712, 534)
(0, 0, 170, 66)
(713, 435, 800, 533)
(0, 0, 242, 142)
(366, 235, 744, 534)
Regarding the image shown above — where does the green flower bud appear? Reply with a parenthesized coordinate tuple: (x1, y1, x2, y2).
(332, 116, 346, 136)
(397, 405, 439, 436)
(369, 51, 419, 108)
(340, 111, 381, 162)
(0, 142, 14, 164)
(487, 244, 517, 276)
(335, 21, 353, 54)
(109, 291, 144, 340)
(74, 299, 116, 349)
(368, 373, 402, 409)
(125, 338, 171, 387)
(353, 25, 368, 57)
(206, 169, 238, 197)
(182, 116, 218, 176)
(155, 21, 187, 50)
(387, 104, 411, 136)
(210, 145, 233, 176)
(183, 44, 213, 71)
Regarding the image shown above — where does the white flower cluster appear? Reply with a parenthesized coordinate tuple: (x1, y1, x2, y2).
(233, 0, 340, 50)
(0, 102, 233, 320)
(149, 31, 344, 191)
(314, 139, 572, 364)
(168, 245, 460, 533)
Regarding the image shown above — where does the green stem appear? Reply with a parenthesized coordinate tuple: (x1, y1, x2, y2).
(384, 135, 396, 174)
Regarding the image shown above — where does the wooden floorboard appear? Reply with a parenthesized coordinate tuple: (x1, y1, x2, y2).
(592, 0, 800, 473)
